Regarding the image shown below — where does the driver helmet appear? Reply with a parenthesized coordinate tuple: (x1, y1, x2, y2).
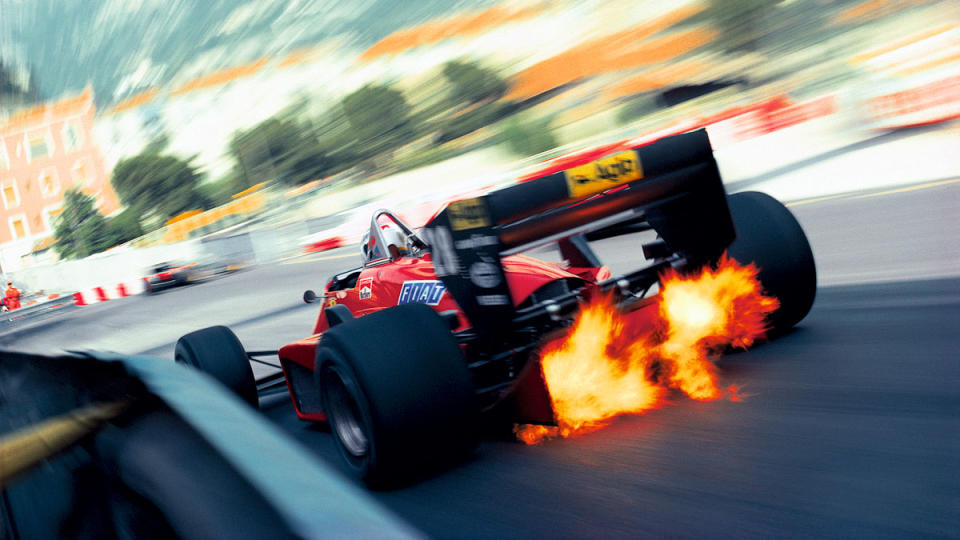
(360, 224, 408, 265)
(381, 225, 408, 258)
(360, 231, 380, 265)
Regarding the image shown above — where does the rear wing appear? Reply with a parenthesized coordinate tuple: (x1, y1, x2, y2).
(422, 128, 734, 342)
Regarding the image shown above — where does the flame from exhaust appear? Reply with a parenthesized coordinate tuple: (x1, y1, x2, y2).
(517, 254, 779, 444)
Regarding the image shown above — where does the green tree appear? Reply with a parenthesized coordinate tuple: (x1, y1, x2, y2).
(501, 116, 558, 158)
(435, 101, 517, 144)
(702, 0, 785, 52)
(197, 175, 239, 208)
(229, 115, 331, 188)
(313, 108, 371, 174)
(616, 94, 660, 125)
(340, 84, 414, 155)
(442, 60, 507, 106)
(112, 151, 210, 222)
(105, 207, 144, 246)
(53, 188, 113, 259)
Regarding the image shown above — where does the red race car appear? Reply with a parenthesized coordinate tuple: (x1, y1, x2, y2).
(175, 129, 816, 486)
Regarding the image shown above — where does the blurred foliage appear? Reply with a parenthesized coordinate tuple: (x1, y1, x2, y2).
(341, 84, 416, 155)
(112, 151, 210, 222)
(229, 115, 331, 188)
(442, 60, 508, 107)
(53, 189, 112, 259)
(311, 109, 368, 176)
(219, 63, 517, 182)
(435, 101, 518, 144)
(393, 144, 461, 173)
(0, 62, 22, 97)
(700, 0, 785, 53)
(198, 175, 241, 207)
(105, 207, 144, 246)
(616, 94, 662, 125)
(0, 60, 41, 107)
(217, 60, 528, 184)
(142, 133, 171, 155)
(501, 116, 558, 157)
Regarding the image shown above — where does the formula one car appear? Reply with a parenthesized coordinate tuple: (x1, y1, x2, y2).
(146, 255, 246, 293)
(175, 129, 816, 486)
(145, 261, 198, 292)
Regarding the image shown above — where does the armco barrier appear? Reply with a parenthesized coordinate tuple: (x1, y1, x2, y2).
(2, 295, 79, 329)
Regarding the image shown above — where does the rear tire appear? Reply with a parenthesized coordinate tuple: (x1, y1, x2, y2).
(316, 303, 478, 487)
(726, 191, 817, 333)
(175, 326, 258, 407)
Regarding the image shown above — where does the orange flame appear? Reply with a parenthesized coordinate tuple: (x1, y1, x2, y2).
(517, 254, 779, 444)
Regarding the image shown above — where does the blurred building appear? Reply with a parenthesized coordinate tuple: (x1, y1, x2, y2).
(0, 88, 117, 272)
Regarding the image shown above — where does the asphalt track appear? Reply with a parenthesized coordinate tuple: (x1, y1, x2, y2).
(3, 180, 958, 537)
(261, 278, 959, 538)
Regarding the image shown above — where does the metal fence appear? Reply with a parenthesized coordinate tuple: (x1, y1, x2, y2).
(0, 295, 79, 331)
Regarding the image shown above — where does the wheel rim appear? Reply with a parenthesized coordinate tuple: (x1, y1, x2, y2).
(325, 367, 369, 458)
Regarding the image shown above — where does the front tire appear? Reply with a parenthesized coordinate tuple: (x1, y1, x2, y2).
(316, 303, 478, 487)
(175, 325, 258, 407)
(726, 191, 817, 333)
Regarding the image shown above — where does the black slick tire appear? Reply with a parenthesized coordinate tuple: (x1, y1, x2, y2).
(726, 191, 817, 334)
(316, 303, 478, 487)
(175, 325, 258, 407)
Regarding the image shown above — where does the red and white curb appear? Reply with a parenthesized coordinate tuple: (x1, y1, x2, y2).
(73, 279, 148, 305)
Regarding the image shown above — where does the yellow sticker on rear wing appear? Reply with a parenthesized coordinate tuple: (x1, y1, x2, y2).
(447, 198, 492, 231)
(564, 150, 643, 199)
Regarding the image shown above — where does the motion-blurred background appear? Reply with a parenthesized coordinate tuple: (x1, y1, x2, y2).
(1, 6, 958, 536)
(0, 0, 956, 299)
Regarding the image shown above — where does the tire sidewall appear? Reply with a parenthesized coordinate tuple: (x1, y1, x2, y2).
(317, 348, 380, 481)
(314, 303, 478, 487)
(726, 191, 817, 333)
(175, 325, 257, 407)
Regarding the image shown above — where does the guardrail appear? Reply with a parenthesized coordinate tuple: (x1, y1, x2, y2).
(1, 295, 80, 330)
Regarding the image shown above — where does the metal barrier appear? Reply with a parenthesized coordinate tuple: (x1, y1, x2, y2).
(1, 296, 79, 330)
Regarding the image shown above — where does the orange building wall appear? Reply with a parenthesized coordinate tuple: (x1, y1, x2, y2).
(0, 89, 117, 246)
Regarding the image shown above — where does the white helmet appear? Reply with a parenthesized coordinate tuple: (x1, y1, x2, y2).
(360, 231, 381, 265)
(360, 224, 408, 266)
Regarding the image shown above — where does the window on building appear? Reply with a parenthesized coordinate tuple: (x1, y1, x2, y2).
(62, 122, 82, 151)
(27, 131, 52, 161)
(72, 160, 88, 187)
(10, 215, 28, 240)
(43, 205, 64, 232)
(40, 169, 60, 198)
(2, 180, 19, 209)
(0, 144, 9, 170)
